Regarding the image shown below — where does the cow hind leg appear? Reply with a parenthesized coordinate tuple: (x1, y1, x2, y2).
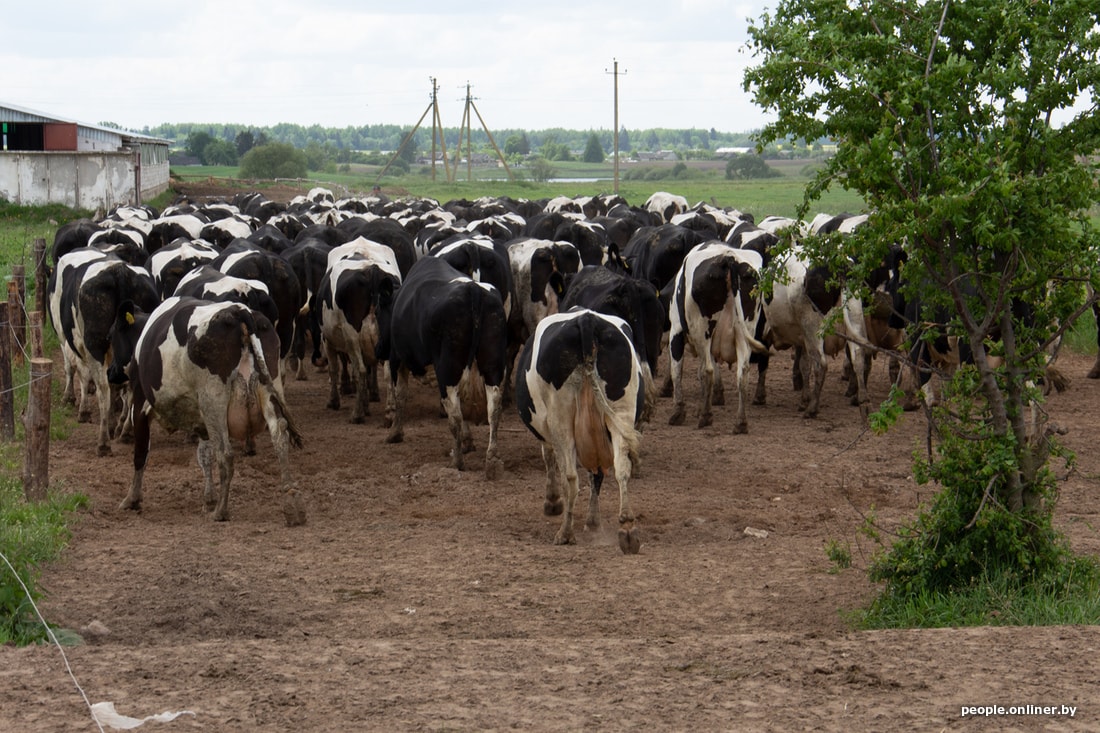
(442, 385, 466, 471)
(120, 408, 151, 512)
(696, 355, 715, 429)
(541, 444, 563, 517)
(554, 449, 581, 546)
(484, 384, 504, 480)
(384, 369, 407, 444)
(612, 434, 640, 555)
(586, 470, 603, 531)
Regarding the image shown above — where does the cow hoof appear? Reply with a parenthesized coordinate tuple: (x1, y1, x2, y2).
(1088, 369, 1100, 379)
(97, 444, 112, 457)
(553, 531, 576, 546)
(712, 394, 725, 407)
(618, 526, 641, 555)
(802, 409, 819, 420)
(78, 412, 93, 424)
(326, 398, 340, 411)
(732, 422, 748, 435)
(668, 407, 686, 426)
(212, 511, 229, 522)
(384, 430, 404, 444)
(119, 498, 141, 512)
(544, 499, 563, 516)
(485, 458, 503, 481)
(350, 415, 366, 425)
(752, 396, 766, 406)
(696, 414, 712, 429)
(282, 491, 307, 527)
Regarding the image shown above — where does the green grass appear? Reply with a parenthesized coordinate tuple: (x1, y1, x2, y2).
(170, 161, 866, 222)
(853, 555, 1100, 628)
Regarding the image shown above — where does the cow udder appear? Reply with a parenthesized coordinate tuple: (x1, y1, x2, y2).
(574, 379, 614, 474)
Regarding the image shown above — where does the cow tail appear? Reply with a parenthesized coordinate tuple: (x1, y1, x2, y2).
(242, 322, 304, 449)
(467, 281, 483, 369)
(580, 314, 640, 457)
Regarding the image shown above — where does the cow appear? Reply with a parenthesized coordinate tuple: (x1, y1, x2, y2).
(212, 241, 305, 381)
(317, 242, 401, 423)
(47, 249, 159, 455)
(279, 237, 335, 377)
(560, 265, 664, 422)
(147, 238, 220, 299)
(644, 191, 690, 223)
(667, 243, 769, 434)
(621, 224, 709, 295)
(515, 308, 645, 553)
(385, 256, 508, 479)
(760, 247, 872, 419)
(51, 219, 103, 266)
(106, 297, 306, 526)
(507, 237, 582, 342)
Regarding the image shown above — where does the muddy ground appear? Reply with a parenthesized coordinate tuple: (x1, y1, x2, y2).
(1, 340, 1098, 731)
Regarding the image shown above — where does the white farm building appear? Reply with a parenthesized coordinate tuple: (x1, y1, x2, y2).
(0, 101, 170, 211)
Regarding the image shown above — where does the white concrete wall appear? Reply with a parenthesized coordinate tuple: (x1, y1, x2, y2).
(0, 151, 169, 211)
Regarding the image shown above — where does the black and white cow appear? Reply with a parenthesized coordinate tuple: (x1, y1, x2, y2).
(621, 224, 709, 294)
(507, 237, 582, 342)
(560, 265, 665, 421)
(173, 265, 279, 331)
(760, 247, 872, 419)
(385, 256, 508, 479)
(515, 308, 645, 553)
(644, 191, 690, 223)
(318, 241, 401, 423)
(667, 243, 769, 434)
(279, 237, 335, 377)
(106, 297, 306, 525)
(213, 241, 305, 379)
(147, 238, 220, 299)
(48, 249, 159, 455)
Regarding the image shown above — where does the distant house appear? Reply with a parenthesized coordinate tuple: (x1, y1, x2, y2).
(715, 147, 755, 157)
(0, 101, 170, 210)
(635, 150, 680, 162)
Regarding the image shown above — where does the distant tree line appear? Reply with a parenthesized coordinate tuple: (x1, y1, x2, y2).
(157, 121, 823, 180)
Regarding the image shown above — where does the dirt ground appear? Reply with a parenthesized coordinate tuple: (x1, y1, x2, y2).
(1, 342, 1097, 732)
(2, 183, 1098, 731)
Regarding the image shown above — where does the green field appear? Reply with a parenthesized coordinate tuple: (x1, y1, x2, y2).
(170, 160, 866, 223)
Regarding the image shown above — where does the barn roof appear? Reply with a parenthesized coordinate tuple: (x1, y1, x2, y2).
(0, 100, 170, 145)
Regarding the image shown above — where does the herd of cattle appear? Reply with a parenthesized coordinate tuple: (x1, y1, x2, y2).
(44, 186, 1020, 552)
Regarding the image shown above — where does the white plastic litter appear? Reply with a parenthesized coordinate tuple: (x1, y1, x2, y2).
(91, 702, 195, 730)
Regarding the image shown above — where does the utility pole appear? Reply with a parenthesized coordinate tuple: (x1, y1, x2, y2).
(606, 59, 627, 195)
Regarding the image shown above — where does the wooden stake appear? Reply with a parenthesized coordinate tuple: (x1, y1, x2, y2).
(34, 238, 48, 316)
(23, 358, 52, 501)
(0, 302, 12, 441)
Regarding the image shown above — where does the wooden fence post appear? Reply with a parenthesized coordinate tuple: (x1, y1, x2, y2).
(23, 357, 52, 501)
(7, 275, 24, 366)
(34, 238, 48, 317)
(27, 311, 44, 360)
(0, 302, 12, 441)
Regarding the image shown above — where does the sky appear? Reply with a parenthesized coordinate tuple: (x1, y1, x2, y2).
(4, 0, 776, 135)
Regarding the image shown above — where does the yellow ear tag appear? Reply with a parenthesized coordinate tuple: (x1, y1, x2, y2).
(125, 312, 135, 325)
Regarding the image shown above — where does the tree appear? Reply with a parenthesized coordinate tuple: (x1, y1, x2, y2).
(582, 133, 605, 163)
(504, 133, 530, 156)
(745, 0, 1100, 599)
(239, 142, 308, 179)
(527, 156, 557, 182)
(724, 154, 780, 180)
(202, 139, 239, 166)
(186, 130, 214, 160)
(235, 130, 256, 156)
